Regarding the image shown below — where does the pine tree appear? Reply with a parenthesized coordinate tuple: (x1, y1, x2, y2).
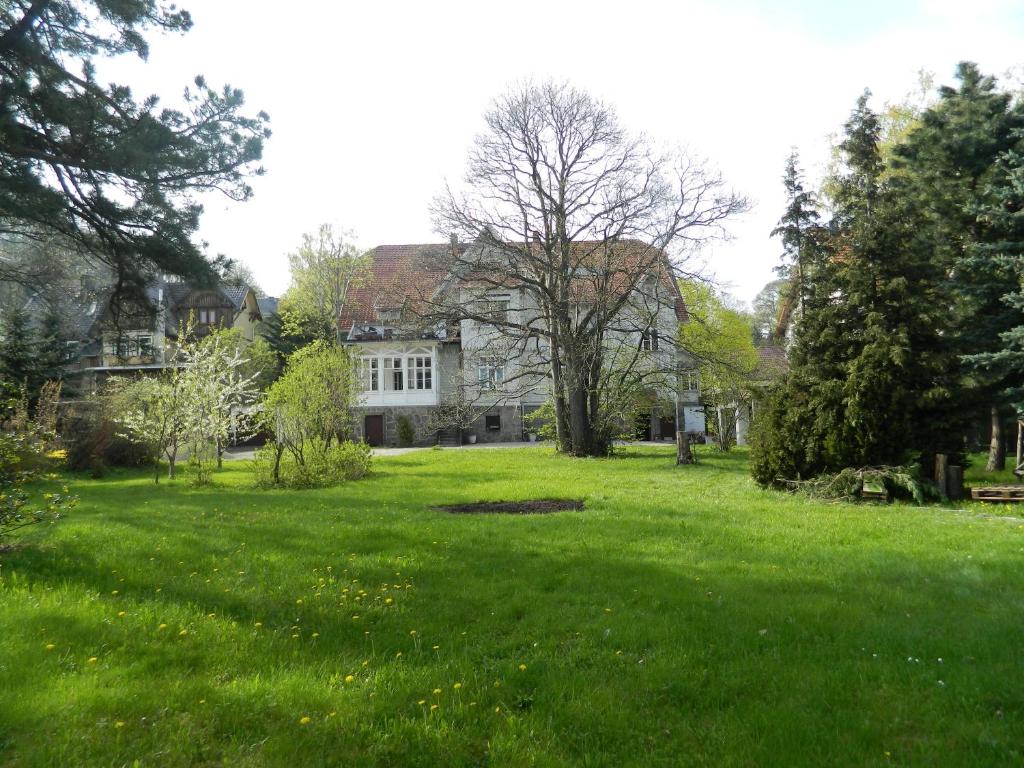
(0, 2, 270, 304)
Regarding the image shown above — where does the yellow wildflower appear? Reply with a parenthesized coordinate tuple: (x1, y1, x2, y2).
(87, 656, 97, 663)
(115, 721, 125, 728)
(45, 643, 55, 651)
(158, 623, 168, 630)
(453, 683, 462, 690)
(345, 675, 355, 684)
(117, 611, 126, 618)
(299, 716, 311, 725)
(430, 704, 438, 711)
(518, 664, 527, 671)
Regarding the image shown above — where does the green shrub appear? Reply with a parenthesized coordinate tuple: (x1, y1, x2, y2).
(396, 416, 415, 447)
(0, 388, 76, 545)
(253, 440, 372, 489)
(63, 399, 150, 477)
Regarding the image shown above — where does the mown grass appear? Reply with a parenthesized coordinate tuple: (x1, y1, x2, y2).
(1, 446, 1023, 767)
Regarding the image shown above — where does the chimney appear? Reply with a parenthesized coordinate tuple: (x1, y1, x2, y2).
(449, 232, 458, 257)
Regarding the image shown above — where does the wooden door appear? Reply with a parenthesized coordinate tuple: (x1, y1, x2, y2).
(364, 415, 384, 447)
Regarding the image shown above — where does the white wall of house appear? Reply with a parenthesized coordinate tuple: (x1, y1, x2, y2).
(355, 342, 441, 407)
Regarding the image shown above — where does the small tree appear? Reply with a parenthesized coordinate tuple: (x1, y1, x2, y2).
(261, 341, 359, 483)
(0, 384, 75, 546)
(678, 283, 760, 451)
(281, 225, 370, 342)
(113, 375, 186, 482)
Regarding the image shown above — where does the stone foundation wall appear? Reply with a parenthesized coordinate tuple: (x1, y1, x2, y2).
(466, 405, 525, 444)
(354, 406, 438, 447)
(354, 405, 535, 446)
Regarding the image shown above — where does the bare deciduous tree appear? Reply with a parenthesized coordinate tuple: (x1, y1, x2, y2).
(428, 81, 748, 457)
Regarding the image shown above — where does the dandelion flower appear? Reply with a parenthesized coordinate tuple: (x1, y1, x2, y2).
(385, 598, 393, 605)
(115, 721, 125, 728)
(518, 664, 527, 671)
(432, 645, 439, 650)
(299, 716, 311, 725)
(345, 675, 355, 684)
(111, 590, 119, 595)
(45, 643, 55, 651)
(395, 651, 403, 657)
(254, 622, 262, 628)
(432, 688, 442, 695)
(417, 699, 426, 705)
(117, 611, 126, 618)
(158, 623, 168, 630)
(430, 704, 438, 711)
(312, 632, 320, 638)
(88, 656, 98, 663)
(495, 706, 501, 713)
(409, 630, 416, 636)
(178, 629, 188, 636)
(453, 683, 462, 690)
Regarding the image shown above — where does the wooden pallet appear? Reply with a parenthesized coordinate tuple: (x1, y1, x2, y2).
(970, 485, 1024, 502)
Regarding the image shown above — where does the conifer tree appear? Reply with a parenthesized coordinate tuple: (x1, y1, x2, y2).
(892, 62, 1024, 469)
(963, 139, 1024, 414)
(769, 151, 821, 336)
(752, 92, 959, 485)
(0, 306, 35, 390)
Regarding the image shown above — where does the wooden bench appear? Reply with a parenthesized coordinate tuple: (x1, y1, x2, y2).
(970, 485, 1024, 502)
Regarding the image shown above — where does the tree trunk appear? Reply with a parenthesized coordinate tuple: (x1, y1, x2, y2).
(216, 437, 223, 470)
(676, 430, 694, 465)
(934, 453, 948, 497)
(986, 405, 1005, 472)
(167, 439, 178, 479)
(1016, 417, 1023, 471)
(567, 386, 593, 457)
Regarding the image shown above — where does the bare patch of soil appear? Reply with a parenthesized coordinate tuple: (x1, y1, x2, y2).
(433, 499, 584, 515)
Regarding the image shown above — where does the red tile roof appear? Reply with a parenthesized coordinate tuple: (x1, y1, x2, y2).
(339, 243, 455, 329)
(340, 239, 688, 328)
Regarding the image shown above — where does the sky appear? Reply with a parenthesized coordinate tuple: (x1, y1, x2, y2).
(105, 0, 1024, 306)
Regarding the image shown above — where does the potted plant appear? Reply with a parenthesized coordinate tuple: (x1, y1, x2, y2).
(527, 431, 537, 442)
(466, 433, 478, 444)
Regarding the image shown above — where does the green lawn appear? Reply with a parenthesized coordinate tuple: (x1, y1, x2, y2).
(1, 446, 1023, 767)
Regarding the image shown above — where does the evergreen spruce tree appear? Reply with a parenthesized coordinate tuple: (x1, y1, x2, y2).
(0, 306, 35, 391)
(769, 150, 822, 338)
(752, 92, 960, 486)
(34, 308, 70, 389)
(892, 62, 1024, 469)
(963, 138, 1024, 414)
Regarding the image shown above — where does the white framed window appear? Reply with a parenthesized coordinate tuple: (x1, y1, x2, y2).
(361, 358, 380, 391)
(198, 309, 220, 325)
(407, 355, 432, 390)
(477, 358, 505, 389)
(384, 357, 404, 391)
(641, 329, 660, 351)
(682, 369, 699, 392)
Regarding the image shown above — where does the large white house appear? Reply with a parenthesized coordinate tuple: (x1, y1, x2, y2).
(338, 239, 704, 446)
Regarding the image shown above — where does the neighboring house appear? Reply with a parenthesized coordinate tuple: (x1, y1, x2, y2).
(734, 345, 789, 446)
(338, 240, 704, 447)
(57, 278, 264, 391)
